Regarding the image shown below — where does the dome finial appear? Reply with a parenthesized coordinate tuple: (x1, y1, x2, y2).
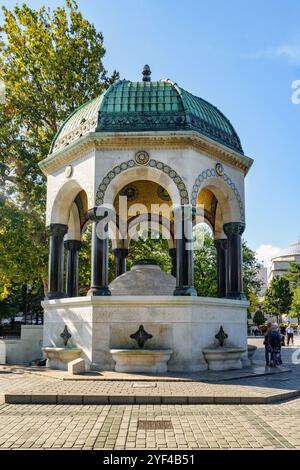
(142, 64, 151, 82)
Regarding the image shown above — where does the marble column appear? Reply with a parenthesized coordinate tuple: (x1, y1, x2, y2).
(169, 248, 177, 277)
(47, 223, 68, 299)
(113, 247, 129, 277)
(88, 209, 111, 296)
(214, 238, 228, 298)
(65, 240, 82, 297)
(223, 222, 246, 300)
(173, 206, 197, 296)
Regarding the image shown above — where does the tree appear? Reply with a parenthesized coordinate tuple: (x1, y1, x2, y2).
(193, 228, 218, 297)
(0, 1, 118, 301)
(0, 195, 47, 296)
(285, 262, 300, 290)
(253, 309, 266, 326)
(264, 276, 292, 323)
(242, 242, 262, 299)
(128, 236, 171, 274)
(290, 286, 300, 321)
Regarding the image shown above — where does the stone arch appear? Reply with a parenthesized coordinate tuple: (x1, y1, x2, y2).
(48, 178, 91, 226)
(191, 168, 244, 223)
(65, 203, 81, 241)
(95, 159, 189, 207)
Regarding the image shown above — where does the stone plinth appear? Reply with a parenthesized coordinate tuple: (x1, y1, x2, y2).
(42, 347, 82, 370)
(110, 349, 173, 373)
(202, 347, 245, 371)
(42, 296, 248, 372)
(68, 357, 86, 375)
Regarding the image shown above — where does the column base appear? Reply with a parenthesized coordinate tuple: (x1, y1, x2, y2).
(47, 292, 67, 300)
(173, 286, 197, 296)
(226, 292, 247, 301)
(87, 286, 111, 296)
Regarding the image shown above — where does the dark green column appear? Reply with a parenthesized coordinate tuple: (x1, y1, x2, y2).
(214, 238, 228, 298)
(173, 206, 197, 296)
(65, 240, 82, 297)
(169, 248, 176, 277)
(113, 247, 129, 277)
(223, 222, 246, 300)
(88, 209, 111, 296)
(47, 223, 68, 299)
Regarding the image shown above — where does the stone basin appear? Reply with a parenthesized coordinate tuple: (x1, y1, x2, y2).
(110, 349, 173, 373)
(42, 347, 82, 370)
(202, 347, 245, 371)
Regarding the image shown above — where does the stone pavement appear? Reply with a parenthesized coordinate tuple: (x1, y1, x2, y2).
(0, 401, 300, 449)
(0, 339, 300, 449)
(0, 337, 300, 405)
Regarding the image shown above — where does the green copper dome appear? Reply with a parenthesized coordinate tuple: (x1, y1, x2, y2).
(51, 77, 243, 154)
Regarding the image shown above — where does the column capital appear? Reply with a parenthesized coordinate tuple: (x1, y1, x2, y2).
(223, 222, 245, 236)
(47, 223, 68, 237)
(214, 238, 228, 250)
(64, 240, 82, 251)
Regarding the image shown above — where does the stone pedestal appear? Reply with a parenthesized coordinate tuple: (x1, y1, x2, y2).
(42, 296, 248, 372)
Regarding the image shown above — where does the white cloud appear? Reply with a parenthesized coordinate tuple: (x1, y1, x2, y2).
(243, 41, 300, 65)
(255, 244, 282, 272)
(275, 44, 300, 63)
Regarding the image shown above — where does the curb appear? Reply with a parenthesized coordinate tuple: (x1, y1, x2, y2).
(4, 390, 300, 405)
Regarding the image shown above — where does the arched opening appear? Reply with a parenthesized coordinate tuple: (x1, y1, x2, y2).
(193, 179, 245, 299)
(110, 178, 175, 279)
(48, 182, 89, 299)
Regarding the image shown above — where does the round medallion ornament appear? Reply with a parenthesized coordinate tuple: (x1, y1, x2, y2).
(121, 185, 138, 201)
(157, 186, 171, 201)
(135, 150, 150, 166)
(65, 165, 73, 178)
(215, 163, 224, 177)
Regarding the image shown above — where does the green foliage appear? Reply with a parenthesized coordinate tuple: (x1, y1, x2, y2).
(127, 235, 171, 273)
(247, 291, 260, 316)
(252, 309, 266, 326)
(0, 281, 44, 321)
(0, 1, 117, 302)
(285, 262, 300, 290)
(193, 228, 217, 297)
(0, 195, 48, 299)
(290, 286, 300, 318)
(242, 242, 262, 298)
(264, 276, 292, 319)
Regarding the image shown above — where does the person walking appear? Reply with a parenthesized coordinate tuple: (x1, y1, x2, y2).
(267, 323, 283, 367)
(286, 322, 294, 346)
(264, 322, 272, 366)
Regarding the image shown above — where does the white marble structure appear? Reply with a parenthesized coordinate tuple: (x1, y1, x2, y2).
(0, 325, 43, 365)
(269, 242, 300, 282)
(40, 66, 253, 372)
(43, 296, 249, 371)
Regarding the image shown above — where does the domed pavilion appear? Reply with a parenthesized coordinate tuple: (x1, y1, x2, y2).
(41, 66, 253, 372)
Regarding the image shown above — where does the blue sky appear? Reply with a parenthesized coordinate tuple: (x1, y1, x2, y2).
(1, 0, 300, 262)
